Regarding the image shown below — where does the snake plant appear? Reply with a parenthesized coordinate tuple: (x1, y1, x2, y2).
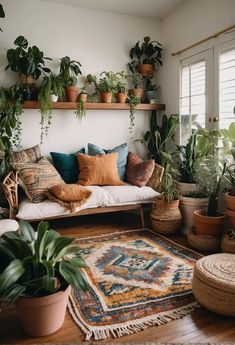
(0, 221, 87, 309)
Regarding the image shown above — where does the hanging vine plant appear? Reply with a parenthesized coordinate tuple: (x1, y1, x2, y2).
(127, 95, 139, 136)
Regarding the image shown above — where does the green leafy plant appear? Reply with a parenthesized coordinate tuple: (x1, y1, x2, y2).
(0, 84, 23, 180)
(0, 220, 87, 309)
(159, 164, 179, 202)
(0, 4, 5, 32)
(128, 36, 162, 74)
(5, 36, 51, 80)
(140, 112, 179, 168)
(75, 100, 86, 119)
(127, 95, 139, 134)
(145, 78, 160, 92)
(128, 72, 143, 89)
(59, 56, 82, 86)
(115, 71, 128, 93)
(97, 71, 117, 93)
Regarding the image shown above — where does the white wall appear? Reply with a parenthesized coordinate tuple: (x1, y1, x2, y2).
(0, 0, 162, 157)
(160, 0, 235, 115)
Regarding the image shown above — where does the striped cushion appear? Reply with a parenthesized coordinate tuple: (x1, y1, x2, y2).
(16, 158, 63, 203)
(10, 145, 41, 168)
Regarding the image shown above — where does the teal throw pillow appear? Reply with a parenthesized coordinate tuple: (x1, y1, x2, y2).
(50, 148, 85, 184)
(88, 143, 128, 180)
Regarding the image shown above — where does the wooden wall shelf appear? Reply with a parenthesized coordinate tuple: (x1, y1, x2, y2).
(22, 101, 165, 111)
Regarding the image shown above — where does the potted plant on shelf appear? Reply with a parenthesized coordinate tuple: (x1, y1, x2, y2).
(128, 72, 144, 101)
(98, 71, 117, 103)
(115, 71, 128, 103)
(5, 35, 51, 100)
(145, 78, 160, 104)
(59, 56, 82, 102)
(151, 164, 182, 234)
(0, 220, 87, 337)
(128, 36, 162, 78)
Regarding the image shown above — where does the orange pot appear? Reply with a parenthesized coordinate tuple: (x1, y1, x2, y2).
(225, 208, 235, 228)
(194, 209, 225, 237)
(65, 86, 79, 102)
(129, 88, 144, 101)
(139, 64, 153, 78)
(78, 93, 88, 103)
(16, 286, 71, 337)
(224, 192, 235, 211)
(100, 92, 112, 103)
(116, 92, 127, 103)
(19, 74, 36, 85)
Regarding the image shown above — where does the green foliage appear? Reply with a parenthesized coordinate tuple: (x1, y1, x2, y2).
(141, 112, 179, 168)
(128, 72, 143, 89)
(128, 36, 162, 74)
(75, 100, 86, 119)
(145, 78, 160, 92)
(0, 221, 87, 309)
(159, 164, 179, 202)
(115, 71, 128, 93)
(127, 95, 139, 134)
(97, 71, 117, 93)
(5, 36, 51, 80)
(0, 84, 23, 181)
(59, 56, 82, 86)
(0, 4, 5, 32)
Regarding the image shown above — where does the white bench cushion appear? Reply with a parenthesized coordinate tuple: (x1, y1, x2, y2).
(0, 219, 19, 236)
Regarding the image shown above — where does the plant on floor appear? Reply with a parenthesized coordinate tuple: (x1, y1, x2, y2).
(159, 165, 180, 202)
(0, 4, 5, 32)
(0, 84, 23, 180)
(128, 36, 162, 77)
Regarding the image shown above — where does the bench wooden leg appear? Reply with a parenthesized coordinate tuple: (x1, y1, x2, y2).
(140, 206, 145, 228)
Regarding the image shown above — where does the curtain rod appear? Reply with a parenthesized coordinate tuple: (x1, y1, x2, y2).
(171, 24, 235, 56)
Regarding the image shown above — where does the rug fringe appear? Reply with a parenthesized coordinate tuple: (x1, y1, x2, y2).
(83, 302, 199, 341)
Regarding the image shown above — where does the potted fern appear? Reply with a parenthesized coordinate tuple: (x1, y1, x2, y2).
(59, 56, 82, 102)
(0, 220, 87, 337)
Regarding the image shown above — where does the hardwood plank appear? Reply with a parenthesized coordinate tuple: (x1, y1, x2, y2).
(0, 212, 234, 344)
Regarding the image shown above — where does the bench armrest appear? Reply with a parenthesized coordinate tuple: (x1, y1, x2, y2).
(2, 171, 19, 219)
(146, 163, 164, 191)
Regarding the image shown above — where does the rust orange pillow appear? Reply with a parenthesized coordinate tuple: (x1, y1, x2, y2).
(126, 152, 155, 187)
(77, 152, 124, 186)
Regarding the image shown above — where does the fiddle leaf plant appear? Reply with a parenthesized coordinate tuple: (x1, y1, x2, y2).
(0, 220, 87, 309)
(59, 56, 82, 86)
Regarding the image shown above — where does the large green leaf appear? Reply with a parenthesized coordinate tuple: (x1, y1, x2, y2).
(66, 257, 87, 268)
(59, 261, 87, 291)
(52, 237, 74, 260)
(19, 220, 35, 243)
(53, 244, 82, 262)
(0, 260, 25, 294)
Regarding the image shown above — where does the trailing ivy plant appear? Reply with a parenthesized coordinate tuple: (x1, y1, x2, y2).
(0, 84, 23, 180)
(127, 95, 139, 135)
(75, 100, 86, 119)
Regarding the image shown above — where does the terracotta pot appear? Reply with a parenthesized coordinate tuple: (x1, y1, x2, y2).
(180, 196, 208, 235)
(225, 208, 235, 228)
(187, 227, 221, 253)
(139, 64, 153, 78)
(16, 286, 71, 337)
(78, 93, 88, 103)
(129, 88, 144, 101)
(224, 192, 235, 211)
(100, 92, 112, 103)
(151, 198, 182, 234)
(65, 86, 79, 102)
(19, 74, 36, 85)
(116, 92, 127, 103)
(221, 233, 235, 254)
(194, 209, 225, 237)
(174, 180, 201, 196)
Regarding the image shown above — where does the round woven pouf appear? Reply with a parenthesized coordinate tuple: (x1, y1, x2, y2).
(192, 254, 235, 316)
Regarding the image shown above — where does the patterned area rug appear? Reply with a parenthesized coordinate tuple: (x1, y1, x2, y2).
(68, 229, 202, 341)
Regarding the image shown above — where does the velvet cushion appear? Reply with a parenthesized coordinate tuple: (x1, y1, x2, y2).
(126, 152, 155, 187)
(50, 149, 85, 183)
(10, 144, 41, 168)
(88, 143, 128, 180)
(15, 157, 63, 203)
(77, 152, 124, 186)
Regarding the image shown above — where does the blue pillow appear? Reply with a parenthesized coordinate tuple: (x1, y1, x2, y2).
(50, 148, 85, 184)
(88, 143, 128, 180)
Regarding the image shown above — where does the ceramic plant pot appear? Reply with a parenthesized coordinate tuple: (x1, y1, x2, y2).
(78, 93, 88, 103)
(174, 180, 201, 197)
(65, 86, 79, 102)
(50, 94, 58, 102)
(180, 196, 209, 235)
(194, 209, 225, 237)
(139, 63, 153, 78)
(225, 208, 235, 228)
(100, 92, 112, 103)
(129, 88, 144, 101)
(16, 286, 71, 337)
(151, 198, 182, 234)
(116, 92, 127, 103)
(145, 90, 157, 104)
(224, 192, 235, 211)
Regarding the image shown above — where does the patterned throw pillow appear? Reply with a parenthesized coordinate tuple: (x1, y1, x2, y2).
(10, 144, 42, 168)
(88, 143, 128, 181)
(16, 158, 63, 203)
(77, 152, 124, 186)
(126, 152, 155, 187)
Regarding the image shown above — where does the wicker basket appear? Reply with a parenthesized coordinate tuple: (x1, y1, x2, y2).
(221, 233, 235, 254)
(192, 254, 235, 316)
(187, 227, 221, 252)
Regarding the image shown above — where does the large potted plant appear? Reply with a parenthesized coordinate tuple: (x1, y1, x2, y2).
(0, 220, 87, 337)
(128, 36, 162, 78)
(59, 56, 82, 102)
(128, 72, 144, 101)
(5, 36, 51, 100)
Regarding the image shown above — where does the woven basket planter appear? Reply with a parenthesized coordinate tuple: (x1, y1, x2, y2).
(151, 198, 182, 234)
(192, 254, 235, 316)
(187, 227, 221, 253)
(221, 233, 235, 254)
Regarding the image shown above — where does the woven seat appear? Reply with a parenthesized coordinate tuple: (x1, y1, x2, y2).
(192, 253, 235, 316)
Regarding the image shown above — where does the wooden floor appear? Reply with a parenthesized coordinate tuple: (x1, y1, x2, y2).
(0, 211, 234, 344)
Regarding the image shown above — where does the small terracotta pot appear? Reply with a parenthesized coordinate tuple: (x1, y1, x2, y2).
(116, 92, 127, 103)
(19, 74, 36, 85)
(65, 86, 79, 102)
(139, 64, 153, 78)
(129, 88, 144, 101)
(16, 286, 71, 337)
(194, 209, 225, 237)
(100, 92, 112, 103)
(224, 192, 235, 211)
(225, 208, 235, 228)
(78, 93, 88, 103)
